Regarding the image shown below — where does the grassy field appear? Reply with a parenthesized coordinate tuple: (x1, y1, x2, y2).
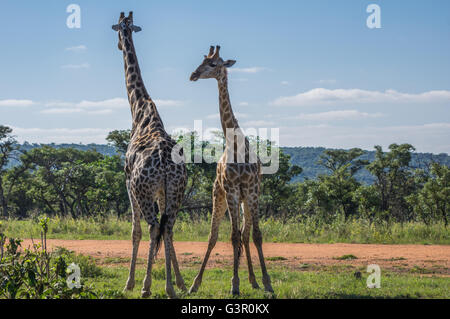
(2, 215, 449, 245)
(85, 261, 449, 299)
(1, 217, 449, 299)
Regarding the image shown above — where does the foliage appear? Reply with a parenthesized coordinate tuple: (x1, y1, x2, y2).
(0, 127, 448, 227)
(0, 219, 98, 299)
(3, 215, 449, 244)
(260, 150, 302, 219)
(0, 125, 21, 218)
(407, 163, 449, 226)
(367, 144, 417, 221)
(106, 129, 130, 156)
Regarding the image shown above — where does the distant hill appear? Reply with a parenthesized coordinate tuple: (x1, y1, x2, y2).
(283, 147, 450, 184)
(7, 143, 450, 185)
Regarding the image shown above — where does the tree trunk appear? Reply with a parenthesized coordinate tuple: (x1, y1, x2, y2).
(0, 183, 8, 218)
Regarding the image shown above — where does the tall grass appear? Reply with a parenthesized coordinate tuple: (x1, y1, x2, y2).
(2, 214, 449, 244)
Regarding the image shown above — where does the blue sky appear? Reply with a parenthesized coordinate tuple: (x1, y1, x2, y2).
(0, 0, 449, 153)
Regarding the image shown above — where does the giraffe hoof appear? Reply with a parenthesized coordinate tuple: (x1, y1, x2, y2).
(141, 290, 152, 298)
(123, 281, 135, 292)
(166, 289, 178, 299)
(177, 282, 187, 292)
(251, 282, 260, 289)
(265, 286, 275, 294)
(188, 285, 198, 294)
(231, 288, 240, 296)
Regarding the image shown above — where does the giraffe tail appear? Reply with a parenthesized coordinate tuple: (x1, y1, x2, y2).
(154, 213, 168, 257)
(155, 157, 169, 257)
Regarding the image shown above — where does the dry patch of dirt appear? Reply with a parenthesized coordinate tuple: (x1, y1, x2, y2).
(21, 239, 450, 275)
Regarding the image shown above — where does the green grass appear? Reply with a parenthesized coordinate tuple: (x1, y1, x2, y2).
(87, 264, 450, 299)
(334, 254, 358, 260)
(2, 215, 449, 244)
(266, 256, 288, 261)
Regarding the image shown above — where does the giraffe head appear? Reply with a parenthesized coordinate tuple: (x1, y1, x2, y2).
(112, 11, 142, 51)
(190, 45, 236, 81)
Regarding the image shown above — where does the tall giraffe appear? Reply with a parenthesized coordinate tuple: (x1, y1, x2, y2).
(188, 46, 274, 295)
(112, 12, 187, 299)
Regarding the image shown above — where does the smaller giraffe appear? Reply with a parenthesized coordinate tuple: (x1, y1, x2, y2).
(112, 12, 187, 298)
(188, 46, 274, 295)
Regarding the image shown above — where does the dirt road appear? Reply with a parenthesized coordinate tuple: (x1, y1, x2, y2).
(21, 239, 449, 274)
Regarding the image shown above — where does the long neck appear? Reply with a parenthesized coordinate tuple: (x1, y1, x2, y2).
(217, 70, 252, 161)
(217, 70, 240, 135)
(120, 32, 163, 129)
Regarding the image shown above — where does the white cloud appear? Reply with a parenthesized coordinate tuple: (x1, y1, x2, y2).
(41, 108, 83, 114)
(271, 88, 450, 107)
(205, 113, 219, 120)
(9, 127, 113, 144)
(238, 102, 249, 106)
(281, 81, 290, 86)
(0, 99, 34, 107)
(242, 120, 276, 127)
(229, 67, 267, 74)
(75, 98, 128, 109)
(42, 98, 184, 115)
(61, 63, 90, 69)
(65, 45, 87, 52)
(42, 98, 128, 115)
(279, 123, 450, 154)
(295, 110, 384, 121)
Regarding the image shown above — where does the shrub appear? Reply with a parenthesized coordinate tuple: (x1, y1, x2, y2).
(0, 218, 98, 299)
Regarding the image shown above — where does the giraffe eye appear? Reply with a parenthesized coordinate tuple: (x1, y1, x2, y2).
(209, 63, 217, 67)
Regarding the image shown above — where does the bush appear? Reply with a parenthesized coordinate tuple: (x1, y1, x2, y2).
(0, 218, 98, 299)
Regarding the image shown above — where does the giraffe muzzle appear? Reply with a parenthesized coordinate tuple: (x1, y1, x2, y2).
(190, 72, 200, 81)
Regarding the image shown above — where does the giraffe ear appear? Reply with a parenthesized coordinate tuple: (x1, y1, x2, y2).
(223, 60, 236, 68)
(112, 24, 120, 31)
(131, 25, 142, 32)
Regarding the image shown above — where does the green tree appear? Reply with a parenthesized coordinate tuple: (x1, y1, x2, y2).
(367, 144, 416, 221)
(407, 163, 449, 226)
(106, 130, 130, 155)
(260, 149, 302, 218)
(318, 148, 368, 177)
(0, 126, 20, 217)
(24, 146, 103, 217)
(315, 148, 368, 217)
(88, 155, 129, 217)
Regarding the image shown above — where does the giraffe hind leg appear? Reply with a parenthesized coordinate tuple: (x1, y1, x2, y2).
(170, 235, 187, 291)
(242, 201, 259, 289)
(250, 196, 274, 294)
(157, 194, 186, 291)
(139, 195, 160, 298)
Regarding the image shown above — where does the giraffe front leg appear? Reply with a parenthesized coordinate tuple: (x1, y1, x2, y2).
(124, 186, 141, 292)
(124, 216, 141, 291)
(189, 183, 227, 294)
